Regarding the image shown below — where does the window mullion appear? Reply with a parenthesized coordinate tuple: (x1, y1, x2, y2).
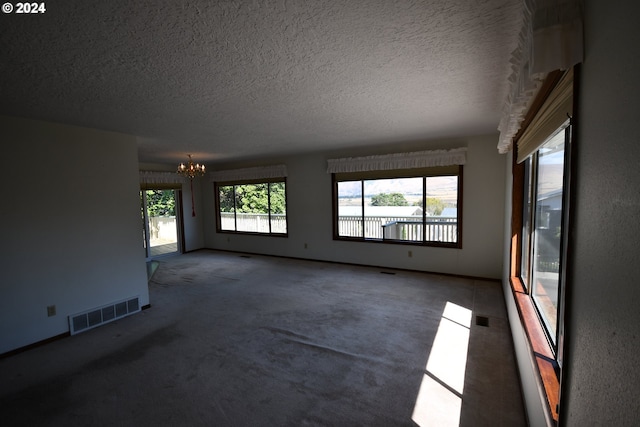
(527, 153, 538, 295)
(233, 185, 238, 232)
(422, 177, 427, 242)
(267, 184, 272, 234)
(527, 154, 539, 289)
(361, 181, 365, 239)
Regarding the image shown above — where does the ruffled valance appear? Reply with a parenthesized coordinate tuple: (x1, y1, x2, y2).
(139, 170, 187, 184)
(209, 164, 288, 182)
(497, 0, 583, 153)
(326, 148, 467, 174)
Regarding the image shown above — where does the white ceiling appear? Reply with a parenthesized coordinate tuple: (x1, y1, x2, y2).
(0, 0, 522, 165)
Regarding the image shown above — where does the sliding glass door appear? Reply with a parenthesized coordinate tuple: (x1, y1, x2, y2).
(141, 189, 181, 259)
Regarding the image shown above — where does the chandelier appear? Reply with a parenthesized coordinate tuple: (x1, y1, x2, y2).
(177, 154, 206, 179)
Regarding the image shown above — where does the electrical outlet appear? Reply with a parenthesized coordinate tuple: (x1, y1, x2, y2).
(47, 305, 56, 317)
(408, 250, 413, 258)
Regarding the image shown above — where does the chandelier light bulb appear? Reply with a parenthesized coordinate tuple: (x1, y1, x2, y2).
(176, 155, 205, 179)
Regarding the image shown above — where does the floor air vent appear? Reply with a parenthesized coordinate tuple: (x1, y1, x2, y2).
(69, 296, 140, 335)
(476, 315, 490, 327)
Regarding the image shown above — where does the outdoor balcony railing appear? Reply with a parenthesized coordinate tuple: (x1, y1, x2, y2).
(338, 215, 457, 243)
(219, 213, 457, 243)
(220, 212, 287, 233)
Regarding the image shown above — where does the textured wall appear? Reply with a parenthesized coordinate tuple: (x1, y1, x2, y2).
(0, 117, 149, 354)
(562, 2, 640, 425)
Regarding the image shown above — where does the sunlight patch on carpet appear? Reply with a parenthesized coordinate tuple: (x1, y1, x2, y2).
(412, 302, 472, 427)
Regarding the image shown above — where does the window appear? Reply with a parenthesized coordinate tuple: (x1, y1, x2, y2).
(216, 180, 287, 235)
(333, 167, 462, 247)
(520, 122, 570, 349)
(509, 67, 575, 423)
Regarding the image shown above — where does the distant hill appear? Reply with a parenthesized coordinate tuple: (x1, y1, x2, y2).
(338, 177, 458, 204)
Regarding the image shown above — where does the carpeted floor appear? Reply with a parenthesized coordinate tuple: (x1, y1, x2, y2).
(0, 250, 525, 426)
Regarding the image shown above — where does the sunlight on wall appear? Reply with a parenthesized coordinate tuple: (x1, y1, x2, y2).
(412, 302, 472, 427)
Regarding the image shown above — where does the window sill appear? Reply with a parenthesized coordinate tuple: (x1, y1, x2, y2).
(217, 230, 288, 238)
(333, 236, 461, 249)
(509, 276, 560, 424)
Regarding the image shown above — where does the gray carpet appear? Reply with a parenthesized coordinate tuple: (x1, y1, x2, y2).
(0, 250, 525, 426)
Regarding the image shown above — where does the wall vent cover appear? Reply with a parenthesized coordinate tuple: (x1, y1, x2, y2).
(69, 296, 140, 335)
(476, 315, 490, 327)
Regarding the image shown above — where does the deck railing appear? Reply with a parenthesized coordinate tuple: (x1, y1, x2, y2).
(338, 215, 457, 243)
(220, 212, 287, 233)
(219, 213, 457, 242)
(382, 219, 457, 242)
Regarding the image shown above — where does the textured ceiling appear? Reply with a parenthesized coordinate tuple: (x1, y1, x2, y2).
(0, 0, 522, 165)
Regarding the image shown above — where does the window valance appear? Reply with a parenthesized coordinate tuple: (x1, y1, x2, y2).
(209, 164, 288, 183)
(139, 171, 187, 184)
(497, 0, 583, 154)
(326, 148, 467, 174)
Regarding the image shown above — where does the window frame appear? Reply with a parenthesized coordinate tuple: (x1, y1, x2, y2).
(521, 121, 571, 353)
(214, 178, 288, 237)
(508, 67, 577, 425)
(331, 166, 463, 248)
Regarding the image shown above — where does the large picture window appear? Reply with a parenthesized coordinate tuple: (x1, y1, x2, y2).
(216, 180, 287, 235)
(520, 122, 570, 348)
(509, 67, 575, 423)
(333, 167, 462, 247)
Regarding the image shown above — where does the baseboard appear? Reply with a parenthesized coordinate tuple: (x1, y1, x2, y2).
(1, 304, 152, 359)
(199, 247, 501, 283)
(0, 332, 70, 359)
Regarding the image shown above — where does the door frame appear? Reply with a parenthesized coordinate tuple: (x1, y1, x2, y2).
(141, 188, 183, 261)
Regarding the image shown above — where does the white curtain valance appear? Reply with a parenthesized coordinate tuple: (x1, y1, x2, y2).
(209, 164, 288, 183)
(497, 0, 583, 154)
(326, 148, 467, 174)
(139, 170, 187, 184)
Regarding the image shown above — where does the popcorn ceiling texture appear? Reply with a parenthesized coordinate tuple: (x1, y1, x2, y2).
(0, 0, 522, 164)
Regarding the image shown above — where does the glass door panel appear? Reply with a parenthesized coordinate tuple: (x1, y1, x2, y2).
(141, 189, 180, 258)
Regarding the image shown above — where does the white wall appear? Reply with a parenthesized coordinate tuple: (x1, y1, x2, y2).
(203, 134, 506, 279)
(0, 116, 149, 354)
(182, 178, 205, 251)
(561, 3, 640, 425)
